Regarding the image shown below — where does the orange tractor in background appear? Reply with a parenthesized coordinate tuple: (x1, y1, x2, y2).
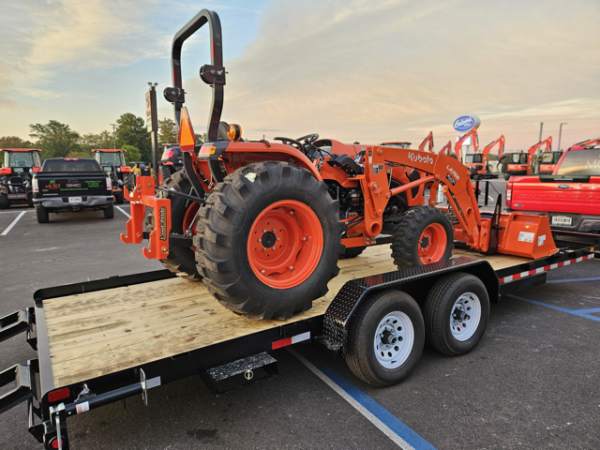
(463, 132, 505, 180)
(121, 9, 558, 320)
(504, 136, 552, 180)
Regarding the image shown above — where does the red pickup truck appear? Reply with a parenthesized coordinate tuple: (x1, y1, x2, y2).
(506, 146, 600, 232)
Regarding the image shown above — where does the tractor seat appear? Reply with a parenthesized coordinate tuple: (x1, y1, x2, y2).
(327, 153, 363, 175)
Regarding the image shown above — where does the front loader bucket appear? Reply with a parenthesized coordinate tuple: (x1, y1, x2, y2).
(497, 213, 558, 259)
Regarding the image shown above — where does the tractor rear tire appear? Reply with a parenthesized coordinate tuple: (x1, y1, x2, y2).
(0, 193, 8, 209)
(36, 205, 49, 223)
(146, 171, 202, 280)
(340, 246, 365, 259)
(104, 203, 114, 219)
(391, 205, 453, 269)
(194, 162, 345, 320)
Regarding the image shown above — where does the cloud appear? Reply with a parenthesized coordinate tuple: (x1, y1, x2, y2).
(183, 0, 600, 150)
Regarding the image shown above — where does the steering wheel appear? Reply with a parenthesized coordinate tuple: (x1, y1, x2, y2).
(296, 133, 319, 145)
(274, 137, 305, 153)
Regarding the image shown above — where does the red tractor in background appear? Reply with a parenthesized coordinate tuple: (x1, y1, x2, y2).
(159, 143, 184, 183)
(0, 148, 42, 208)
(91, 149, 133, 204)
(504, 136, 552, 180)
(122, 9, 558, 321)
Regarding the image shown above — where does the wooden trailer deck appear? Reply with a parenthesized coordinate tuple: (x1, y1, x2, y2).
(43, 246, 527, 388)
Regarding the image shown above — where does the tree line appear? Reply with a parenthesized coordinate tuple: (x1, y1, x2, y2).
(0, 115, 204, 165)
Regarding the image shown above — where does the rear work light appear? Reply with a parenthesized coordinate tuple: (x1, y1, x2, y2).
(48, 387, 70, 403)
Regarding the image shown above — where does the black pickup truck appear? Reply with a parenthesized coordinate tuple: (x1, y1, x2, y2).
(32, 158, 115, 223)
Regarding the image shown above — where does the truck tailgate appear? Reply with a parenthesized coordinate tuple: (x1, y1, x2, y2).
(511, 176, 600, 214)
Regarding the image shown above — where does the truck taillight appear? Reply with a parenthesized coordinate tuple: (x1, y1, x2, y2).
(106, 177, 112, 191)
(33, 178, 39, 192)
(505, 181, 513, 206)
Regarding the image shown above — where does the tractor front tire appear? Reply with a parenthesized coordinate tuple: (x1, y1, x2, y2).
(146, 171, 202, 280)
(195, 162, 345, 320)
(391, 205, 453, 269)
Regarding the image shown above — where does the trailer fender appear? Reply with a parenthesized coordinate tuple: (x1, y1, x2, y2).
(322, 256, 498, 355)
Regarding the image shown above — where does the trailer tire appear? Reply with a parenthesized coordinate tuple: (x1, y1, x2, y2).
(146, 171, 202, 280)
(346, 289, 425, 387)
(0, 193, 8, 209)
(195, 161, 345, 320)
(340, 246, 365, 259)
(391, 205, 453, 269)
(104, 203, 114, 219)
(36, 205, 49, 223)
(423, 272, 490, 356)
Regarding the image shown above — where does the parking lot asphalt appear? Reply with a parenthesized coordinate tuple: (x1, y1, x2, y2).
(1, 202, 598, 450)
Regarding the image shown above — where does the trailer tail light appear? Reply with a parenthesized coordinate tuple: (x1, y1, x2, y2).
(33, 178, 39, 192)
(106, 177, 112, 191)
(48, 387, 70, 403)
(50, 438, 64, 449)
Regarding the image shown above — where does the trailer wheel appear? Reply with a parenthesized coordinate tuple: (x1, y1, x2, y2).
(195, 161, 344, 320)
(0, 193, 8, 209)
(104, 203, 114, 219)
(340, 246, 365, 259)
(391, 205, 453, 269)
(146, 171, 202, 280)
(423, 272, 490, 356)
(346, 290, 425, 387)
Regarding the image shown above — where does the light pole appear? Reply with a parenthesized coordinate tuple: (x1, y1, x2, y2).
(110, 123, 117, 149)
(539, 122, 543, 142)
(558, 123, 567, 152)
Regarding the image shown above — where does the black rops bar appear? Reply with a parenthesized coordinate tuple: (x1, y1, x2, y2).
(165, 9, 225, 142)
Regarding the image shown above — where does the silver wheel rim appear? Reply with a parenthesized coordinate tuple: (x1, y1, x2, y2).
(373, 311, 414, 369)
(450, 292, 481, 341)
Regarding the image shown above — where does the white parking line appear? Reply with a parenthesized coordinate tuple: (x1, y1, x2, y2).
(0, 210, 31, 214)
(115, 206, 131, 218)
(1, 211, 27, 236)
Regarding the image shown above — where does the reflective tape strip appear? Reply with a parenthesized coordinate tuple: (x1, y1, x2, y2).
(272, 331, 311, 350)
(499, 254, 594, 284)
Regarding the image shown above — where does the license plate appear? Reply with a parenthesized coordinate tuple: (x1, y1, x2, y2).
(69, 197, 83, 203)
(551, 215, 572, 226)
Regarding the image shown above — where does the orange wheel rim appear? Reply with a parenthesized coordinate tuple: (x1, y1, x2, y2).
(418, 223, 447, 264)
(247, 200, 323, 289)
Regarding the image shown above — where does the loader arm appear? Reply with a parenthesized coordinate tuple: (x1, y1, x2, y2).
(361, 147, 490, 252)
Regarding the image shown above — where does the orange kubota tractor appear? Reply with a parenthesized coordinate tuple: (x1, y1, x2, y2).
(464, 134, 505, 180)
(121, 9, 558, 320)
(504, 136, 552, 180)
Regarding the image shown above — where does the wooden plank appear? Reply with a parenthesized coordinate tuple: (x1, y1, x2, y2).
(44, 245, 530, 387)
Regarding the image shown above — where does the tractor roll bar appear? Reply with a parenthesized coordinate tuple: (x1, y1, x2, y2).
(165, 9, 225, 142)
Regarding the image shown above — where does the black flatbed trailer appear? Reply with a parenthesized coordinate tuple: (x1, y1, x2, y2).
(0, 239, 594, 450)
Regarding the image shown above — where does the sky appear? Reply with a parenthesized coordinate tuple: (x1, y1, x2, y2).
(1, 0, 599, 153)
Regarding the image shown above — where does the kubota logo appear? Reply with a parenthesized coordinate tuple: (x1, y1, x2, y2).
(408, 152, 434, 165)
(447, 165, 461, 180)
(159, 206, 168, 241)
